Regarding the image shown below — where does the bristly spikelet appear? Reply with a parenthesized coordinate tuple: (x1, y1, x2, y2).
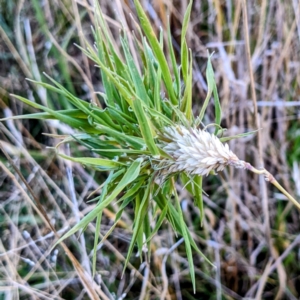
(162, 125, 245, 176)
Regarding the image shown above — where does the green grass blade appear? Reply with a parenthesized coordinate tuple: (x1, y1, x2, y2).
(58, 153, 125, 169)
(142, 39, 158, 105)
(155, 186, 214, 268)
(0, 109, 87, 121)
(41, 74, 119, 128)
(93, 31, 116, 107)
(115, 179, 145, 205)
(181, 0, 193, 83)
(173, 180, 196, 293)
(133, 0, 177, 105)
(167, 16, 180, 98)
(134, 193, 144, 259)
(52, 158, 142, 247)
(153, 63, 162, 113)
(132, 99, 159, 155)
(95, 124, 145, 149)
(180, 49, 193, 120)
(147, 107, 175, 128)
(123, 178, 152, 274)
(145, 204, 168, 243)
(196, 53, 218, 126)
(220, 130, 258, 142)
(10, 95, 97, 132)
(143, 210, 151, 261)
(107, 107, 140, 134)
(193, 175, 204, 226)
(181, 42, 189, 85)
(92, 212, 102, 275)
(120, 35, 149, 105)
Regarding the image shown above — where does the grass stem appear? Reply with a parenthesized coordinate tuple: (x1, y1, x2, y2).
(246, 163, 300, 211)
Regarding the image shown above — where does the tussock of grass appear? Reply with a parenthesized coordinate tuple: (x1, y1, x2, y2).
(0, 0, 300, 299)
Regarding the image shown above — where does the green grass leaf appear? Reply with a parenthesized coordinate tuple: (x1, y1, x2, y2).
(193, 175, 204, 226)
(53, 158, 142, 247)
(145, 204, 168, 243)
(132, 99, 160, 155)
(181, 49, 193, 121)
(121, 35, 149, 106)
(10, 95, 97, 132)
(95, 124, 145, 149)
(133, 0, 177, 105)
(58, 153, 125, 169)
(181, 0, 193, 83)
(173, 180, 196, 293)
(123, 177, 152, 274)
(167, 17, 180, 98)
(220, 130, 258, 142)
(196, 53, 222, 129)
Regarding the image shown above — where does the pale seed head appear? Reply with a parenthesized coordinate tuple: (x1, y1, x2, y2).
(161, 125, 245, 176)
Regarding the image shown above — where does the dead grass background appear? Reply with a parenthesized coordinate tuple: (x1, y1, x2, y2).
(1, 0, 300, 299)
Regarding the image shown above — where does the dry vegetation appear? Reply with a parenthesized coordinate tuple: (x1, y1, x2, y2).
(1, 0, 300, 299)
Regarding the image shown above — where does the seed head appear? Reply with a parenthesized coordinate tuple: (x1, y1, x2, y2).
(162, 125, 245, 176)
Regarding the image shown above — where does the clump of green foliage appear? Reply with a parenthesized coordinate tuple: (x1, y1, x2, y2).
(6, 0, 246, 291)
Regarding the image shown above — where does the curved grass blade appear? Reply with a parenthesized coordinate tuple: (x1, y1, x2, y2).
(132, 99, 159, 155)
(145, 204, 168, 243)
(167, 16, 180, 98)
(172, 179, 196, 293)
(52, 158, 142, 248)
(123, 176, 153, 275)
(133, 0, 177, 105)
(10, 95, 97, 132)
(220, 129, 258, 142)
(181, 0, 193, 83)
(58, 153, 125, 169)
(195, 53, 221, 129)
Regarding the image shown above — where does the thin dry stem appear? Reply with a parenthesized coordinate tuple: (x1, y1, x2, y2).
(242, 0, 271, 247)
(0, 141, 105, 300)
(245, 163, 300, 211)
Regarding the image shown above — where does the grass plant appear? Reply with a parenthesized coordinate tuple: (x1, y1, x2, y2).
(1, 0, 300, 299)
